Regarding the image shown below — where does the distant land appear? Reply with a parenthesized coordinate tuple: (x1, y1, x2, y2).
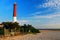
(39, 28, 60, 30)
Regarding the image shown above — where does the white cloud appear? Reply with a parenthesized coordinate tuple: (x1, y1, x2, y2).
(27, 12, 60, 29)
(35, 19, 60, 29)
(17, 20, 29, 25)
(31, 12, 41, 16)
(17, 16, 60, 29)
(31, 12, 60, 19)
(38, 0, 60, 9)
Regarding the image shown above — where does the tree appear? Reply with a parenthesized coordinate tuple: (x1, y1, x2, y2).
(0, 27, 4, 35)
(20, 24, 27, 34)
(2, 22, 40, 35)
(2, 22, 11, 29)
(20, 24, 40, 34)
(27, 24, 40, 34)
(12, 22, 20, 32)
(2, 22, 20, 32)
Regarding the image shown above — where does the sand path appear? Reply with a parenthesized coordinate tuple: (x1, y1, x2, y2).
(0, 30, 60, 40)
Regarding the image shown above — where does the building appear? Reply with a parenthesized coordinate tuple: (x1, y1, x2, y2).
(13, 2, 17, 22)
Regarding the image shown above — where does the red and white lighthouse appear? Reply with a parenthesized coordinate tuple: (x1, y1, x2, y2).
(13, 2, 17, 22)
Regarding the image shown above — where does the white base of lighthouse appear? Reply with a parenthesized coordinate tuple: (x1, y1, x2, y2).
(13, 17, 17, 22)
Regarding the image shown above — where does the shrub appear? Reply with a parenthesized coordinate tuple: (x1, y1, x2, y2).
(29, 27, 40, 34)
(20, 24, 40, 34)
(0, 27, 4, 35)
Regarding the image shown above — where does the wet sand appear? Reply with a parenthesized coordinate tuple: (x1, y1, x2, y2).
(0, 30, 60, 40)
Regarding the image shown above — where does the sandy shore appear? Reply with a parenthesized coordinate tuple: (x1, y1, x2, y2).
(0, 30, 60, 40)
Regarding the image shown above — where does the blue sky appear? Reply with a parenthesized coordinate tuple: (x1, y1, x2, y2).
(0, 0, 60, 29)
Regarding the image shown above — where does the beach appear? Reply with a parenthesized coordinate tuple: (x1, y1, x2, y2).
(0, 30, 60, 40)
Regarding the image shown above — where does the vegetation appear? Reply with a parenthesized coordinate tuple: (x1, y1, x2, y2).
(2, 22, 20, 32)
(28, 24, 40, 34)
(20, 24, 40, 34)
(0, 22, 40, 36)
(0, 27, 4, 35)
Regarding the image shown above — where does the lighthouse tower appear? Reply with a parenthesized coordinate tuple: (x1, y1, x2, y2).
(13, 2, 17, 22)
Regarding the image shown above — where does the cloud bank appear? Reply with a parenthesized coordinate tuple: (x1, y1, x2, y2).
(38, 0, 60, 9)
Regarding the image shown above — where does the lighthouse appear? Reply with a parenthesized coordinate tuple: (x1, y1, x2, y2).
(13, 2, 17, 22)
